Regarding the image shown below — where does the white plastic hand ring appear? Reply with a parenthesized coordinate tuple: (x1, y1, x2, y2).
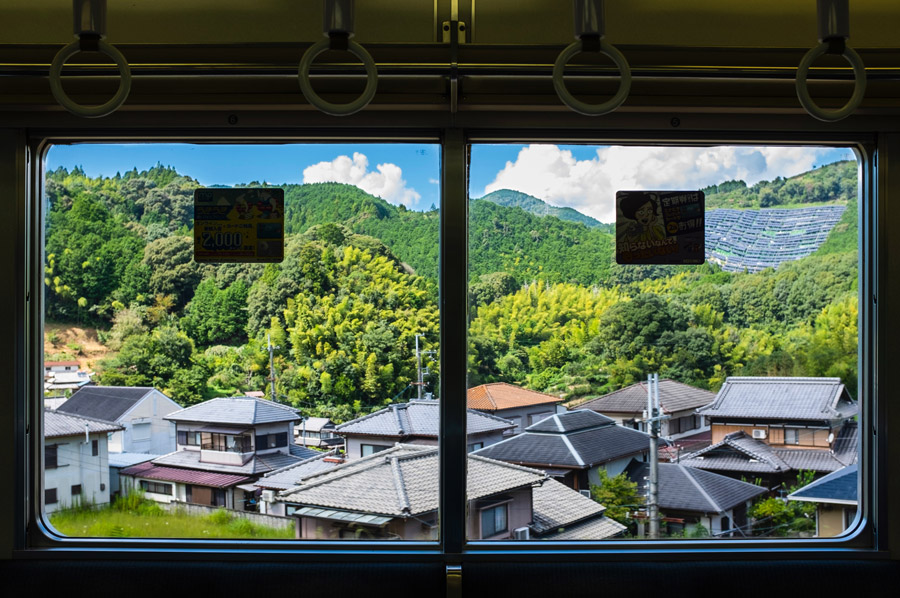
(796, 42, 866, 123)
(299, 38, 378, 116)
(553, 39, 631, 117)
(50, 39, 131, 118)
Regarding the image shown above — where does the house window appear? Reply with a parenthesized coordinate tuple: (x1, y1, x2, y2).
(132, 422, 151, 441)
(45, 489, 58, 505)
(178, 430, 201, 446)
(257, 432, 288, 450)
(140, 481, 173, 496)
(71, 484, 82, 496)
(361, 444, 390, 457)
(480, 504, 508, 538)
(45, 445, 57, 470)
(785, 428, 800, 444)
(91, 439, 99, 456)
(467, 442, 484, 453)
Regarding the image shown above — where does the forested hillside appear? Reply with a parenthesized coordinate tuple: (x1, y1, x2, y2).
(477, 188, 610, 231)
(43, 160, 860, 421)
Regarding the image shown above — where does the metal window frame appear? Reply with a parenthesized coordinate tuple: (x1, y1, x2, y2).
(6, 116, 887, 563)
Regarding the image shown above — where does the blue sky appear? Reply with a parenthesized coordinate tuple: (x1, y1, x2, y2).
(47, 143, 853, 223)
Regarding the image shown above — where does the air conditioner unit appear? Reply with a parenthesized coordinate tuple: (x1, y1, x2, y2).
(579, 489, 592, 498)
(752, 429, 767, 439)
(261, 490, 276, 502)
(513, 527, 530, 541)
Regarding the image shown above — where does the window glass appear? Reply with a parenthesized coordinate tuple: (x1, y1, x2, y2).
(42, 143, 440, 541)
(467, 144, 860, 541)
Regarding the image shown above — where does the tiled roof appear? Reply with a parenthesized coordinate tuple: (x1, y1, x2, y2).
(540, 515, 626, 540)
(472, 415, 652, 469)
(334, 400, 513, 438)
(577, 379, 715, 415)
(152, 447, 305, 476)
(530, 478, 605, 534)
(45, 360, 80, 367)
(256, 450, 343, 491)
(627, 461, 766, 514)
(57, 386, 156, 422)
(301, 418, 335, 432)
(467, 383, 562, 412)
(108, 452, 160, 468)
(120, 460, 253, 488)
(696, 377, 857, 422)
(290, 444, 323, 460)
(44, 409, 123, 438)
(526, 410, 616, 433)
(788, 464, 858, 504)
(166, 396, 300, 425)
(279, 444, 545, 517)
(679, 431, 856, 475)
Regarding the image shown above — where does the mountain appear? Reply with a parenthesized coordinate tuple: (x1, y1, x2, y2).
(477, 189, 611, 231)
(702, 160, 856, 210)
(282, 182, 615, 285)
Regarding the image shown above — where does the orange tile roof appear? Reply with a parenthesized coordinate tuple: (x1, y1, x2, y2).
(467, 383, 562, 412)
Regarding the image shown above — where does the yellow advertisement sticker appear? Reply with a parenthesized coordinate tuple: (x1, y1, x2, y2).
(193, 188, 284, 263)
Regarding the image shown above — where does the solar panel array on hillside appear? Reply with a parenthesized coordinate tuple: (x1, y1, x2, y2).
(704, 205, 846, 272)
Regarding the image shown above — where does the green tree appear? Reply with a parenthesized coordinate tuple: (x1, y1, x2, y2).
(590, 469, 641, 530)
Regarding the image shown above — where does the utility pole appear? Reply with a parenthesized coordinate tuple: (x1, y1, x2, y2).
(643, 373, 668, 539)
(414, 334, 436, 400)
(415, 334, 423, 400)
(267, 333, 279, 403)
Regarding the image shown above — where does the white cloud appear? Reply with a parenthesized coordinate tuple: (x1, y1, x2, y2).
(429, 178, 440, 185)
(303, 152, 421, 207)
(482, 144, 849, 223)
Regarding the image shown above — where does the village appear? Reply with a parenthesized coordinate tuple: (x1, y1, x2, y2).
(44, 360, 858, 541)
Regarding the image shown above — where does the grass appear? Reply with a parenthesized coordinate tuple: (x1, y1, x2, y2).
(49, 493, 294, 539)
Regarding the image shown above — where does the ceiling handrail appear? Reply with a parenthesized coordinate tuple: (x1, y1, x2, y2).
(49, 0, 131, 118)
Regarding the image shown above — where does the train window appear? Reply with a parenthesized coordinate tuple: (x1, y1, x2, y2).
(41, 142, 442, 542)
(32, 135, 873, 554)
(467, 143, 862, 542)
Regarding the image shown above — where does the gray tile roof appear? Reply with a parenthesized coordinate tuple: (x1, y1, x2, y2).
(577, 379, 716, 415)
(335, 400, 514, 438)
(679, 431, 856, 476)
(256, 450, 343, 491)
(540, 515, 626, 540)
(166, 396, 300, 426)
(279, 444, 545, 517)
(696, 377, 857, 422)
(526, 409, 616, 433)
(530, 478, 605, 533)
(44, 409, 123, 438)
(627, 460, 766, 514)
(290, 444, 323, 460)
(57, 386, 155, 422)
(152, 447, 305, 476)
(788, 464, 858, 504)
(473, 415, 652, 469)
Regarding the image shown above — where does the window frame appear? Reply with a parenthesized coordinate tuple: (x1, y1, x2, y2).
(16, 127, 883, 562)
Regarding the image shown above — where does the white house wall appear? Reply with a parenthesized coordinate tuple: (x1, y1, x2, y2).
(44, 433, 112, 514)
(116, 390, 179, 454)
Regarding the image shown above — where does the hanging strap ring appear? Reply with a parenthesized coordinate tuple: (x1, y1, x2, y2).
(49, 39, 131, 118)
(796, 41, 866, 122)
(298, 38, 378, 117)
(553, 39, 631, 117)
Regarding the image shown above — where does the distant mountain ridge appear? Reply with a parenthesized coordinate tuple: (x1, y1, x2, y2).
(477, 189, 611, 231)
